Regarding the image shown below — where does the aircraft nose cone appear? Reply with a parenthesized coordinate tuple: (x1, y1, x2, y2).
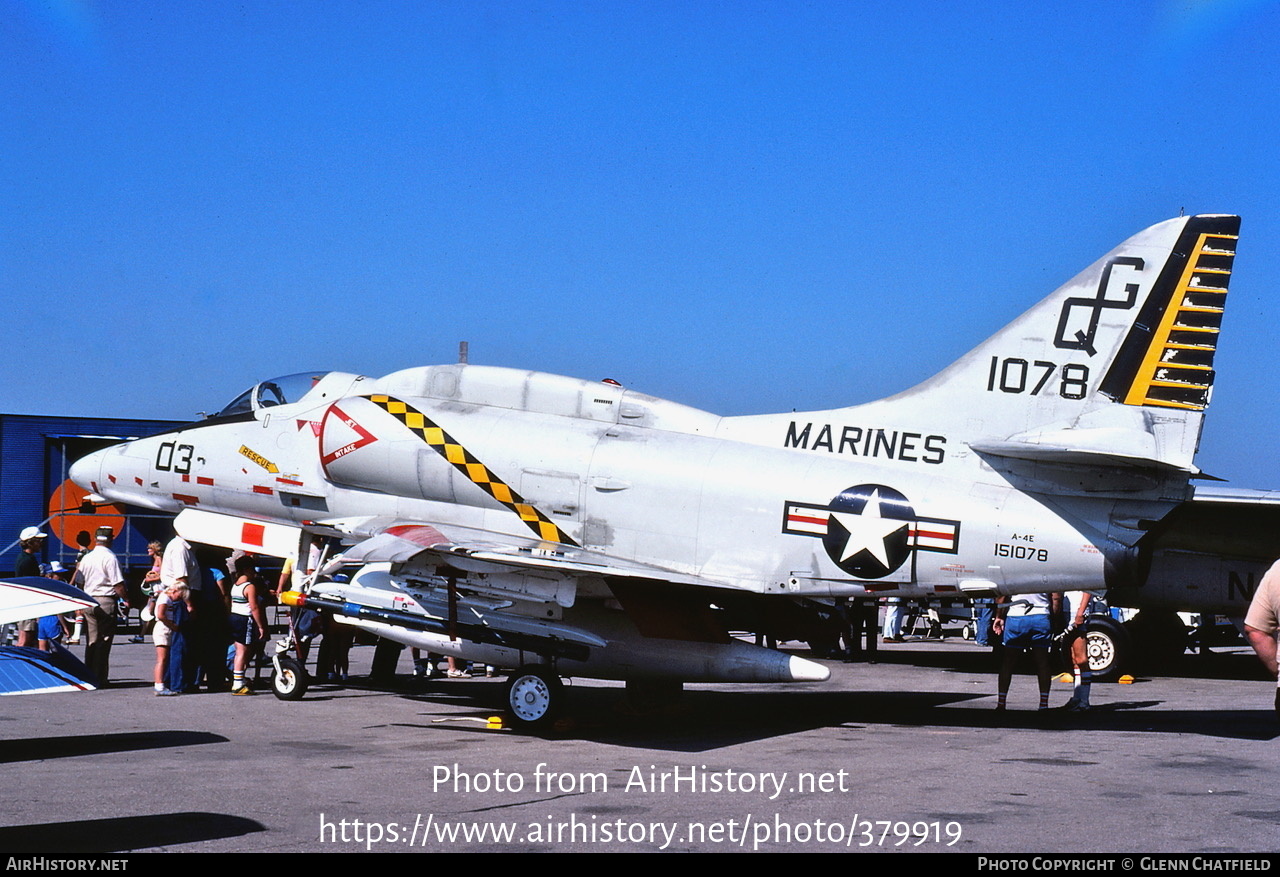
(69, 447, 108, 493)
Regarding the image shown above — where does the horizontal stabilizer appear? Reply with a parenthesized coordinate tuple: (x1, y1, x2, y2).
(970, 441, 1193, 473)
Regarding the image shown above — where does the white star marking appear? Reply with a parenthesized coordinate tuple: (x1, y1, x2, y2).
(828, 489, 908, 568)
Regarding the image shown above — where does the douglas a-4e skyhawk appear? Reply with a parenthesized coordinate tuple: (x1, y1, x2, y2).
(71, 214, 1279, 724)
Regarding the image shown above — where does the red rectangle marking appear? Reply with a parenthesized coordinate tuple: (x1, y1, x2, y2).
(788, 514, 827, 527)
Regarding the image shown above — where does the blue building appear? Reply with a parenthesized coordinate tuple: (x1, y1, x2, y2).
(0, 414, 184, 578)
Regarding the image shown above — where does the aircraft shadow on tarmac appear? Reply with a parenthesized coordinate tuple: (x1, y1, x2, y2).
(0, 730, 227, 764)
(385, 683, 1279, 751)
(0, 812, 264, 854)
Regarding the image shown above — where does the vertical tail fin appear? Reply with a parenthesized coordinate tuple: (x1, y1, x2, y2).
(877, 215, 1241, 472)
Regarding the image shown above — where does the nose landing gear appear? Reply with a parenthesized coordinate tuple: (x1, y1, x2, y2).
(505, 665, 563, 727)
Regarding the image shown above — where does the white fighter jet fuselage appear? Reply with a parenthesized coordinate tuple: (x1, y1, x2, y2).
(69, 214, 1279, 712)
(76, 366, 1124, 600)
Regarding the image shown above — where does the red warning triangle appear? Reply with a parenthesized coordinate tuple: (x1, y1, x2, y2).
(319, 403, 378, 468)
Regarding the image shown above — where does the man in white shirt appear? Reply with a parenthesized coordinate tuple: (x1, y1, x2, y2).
(73, 529, 126, 685)
(160, 535, 200, 592)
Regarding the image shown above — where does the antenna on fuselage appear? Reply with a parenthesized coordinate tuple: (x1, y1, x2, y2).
(459, 341, 469, 364)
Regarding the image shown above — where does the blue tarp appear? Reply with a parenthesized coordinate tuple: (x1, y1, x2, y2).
(0, 645, 96, 695)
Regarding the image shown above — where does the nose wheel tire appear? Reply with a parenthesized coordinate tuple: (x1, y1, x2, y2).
(272, 655, 310, 701)
(505, 666, 563, 727)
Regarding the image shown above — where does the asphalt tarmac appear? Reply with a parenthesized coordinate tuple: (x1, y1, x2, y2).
(2, 633, 1277, 854)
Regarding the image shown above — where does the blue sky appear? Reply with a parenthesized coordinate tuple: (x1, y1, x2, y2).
(4, 1, 1279, 487)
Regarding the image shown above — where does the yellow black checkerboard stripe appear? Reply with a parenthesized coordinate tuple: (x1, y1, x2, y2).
(365, 394, 577, 546)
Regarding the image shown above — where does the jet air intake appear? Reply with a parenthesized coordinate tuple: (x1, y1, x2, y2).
(318, 396, 458, 503)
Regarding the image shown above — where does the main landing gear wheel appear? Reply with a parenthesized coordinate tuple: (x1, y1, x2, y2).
(272, 655, 310, 701)
(1083, 617, 1129, 683)
(505, 665, 563, 728)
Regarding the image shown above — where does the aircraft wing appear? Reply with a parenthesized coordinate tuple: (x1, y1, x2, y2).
(326, 521, 714, 588)
(1144, 486, 1280, 560)
(0, 577, 95, 627)
(1101, 484, 1280, 615)
(169, 508, 717, 590)
(1190, 486, 1280, 506)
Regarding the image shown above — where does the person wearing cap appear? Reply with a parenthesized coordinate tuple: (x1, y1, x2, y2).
(72, 528, 126, 686)
(13, 526, 48, 647)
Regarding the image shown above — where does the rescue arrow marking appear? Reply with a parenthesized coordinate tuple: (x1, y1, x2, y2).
(239, 445, 280, 474)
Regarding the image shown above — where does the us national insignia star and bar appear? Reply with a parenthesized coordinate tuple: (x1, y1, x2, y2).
(783, 483, 960, 579)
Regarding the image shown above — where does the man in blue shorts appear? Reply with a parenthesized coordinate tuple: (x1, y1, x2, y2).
(993, 592, 1060, 711)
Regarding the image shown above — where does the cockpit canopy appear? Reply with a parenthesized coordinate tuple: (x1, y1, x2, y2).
(215, 372, 333, 418)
